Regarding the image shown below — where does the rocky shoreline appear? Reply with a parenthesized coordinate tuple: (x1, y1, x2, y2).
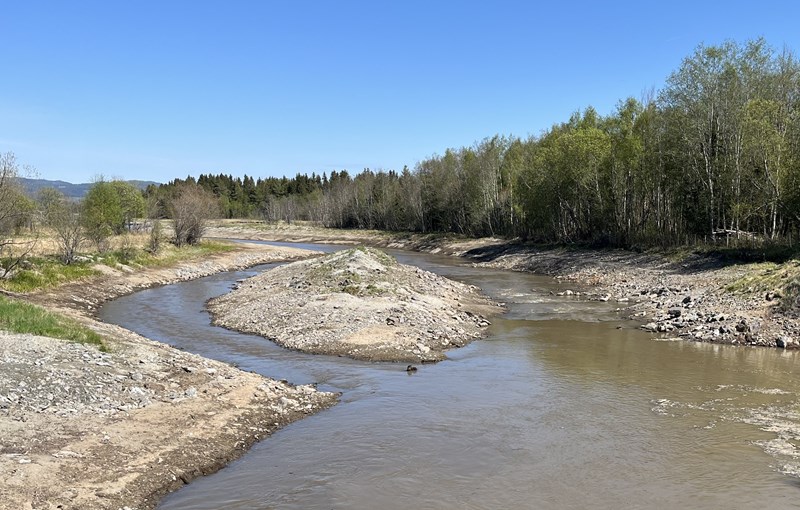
(0, 241, 338, 510)
(208, 247, 501, 362)
(206, 221, 799, 349)
(471, 246, 799, 348)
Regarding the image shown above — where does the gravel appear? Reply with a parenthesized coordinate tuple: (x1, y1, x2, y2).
(208, 247, 502, 362)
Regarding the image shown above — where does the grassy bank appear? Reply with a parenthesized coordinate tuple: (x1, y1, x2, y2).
(1, 238, 235, 293)
(0, 295, 106, 349)
(724, 260, 800, 307)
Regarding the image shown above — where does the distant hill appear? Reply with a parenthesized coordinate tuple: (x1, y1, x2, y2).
(18, 178, 160, 199)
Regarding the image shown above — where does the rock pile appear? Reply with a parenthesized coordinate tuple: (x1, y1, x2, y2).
(208, 247, 500, 362)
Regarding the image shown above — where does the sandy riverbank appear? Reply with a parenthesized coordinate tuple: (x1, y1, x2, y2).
(0, 241, 337, 510)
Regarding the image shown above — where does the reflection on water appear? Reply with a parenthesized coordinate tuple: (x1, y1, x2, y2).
(98, 243, 800, 509)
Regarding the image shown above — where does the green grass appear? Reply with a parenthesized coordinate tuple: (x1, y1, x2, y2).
(0, 239, 236, 293)
(0, 258, 100, 293)
(0, 296, 107, 350)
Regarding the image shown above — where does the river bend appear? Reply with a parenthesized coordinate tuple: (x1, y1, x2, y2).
(98, 242, 800, 509)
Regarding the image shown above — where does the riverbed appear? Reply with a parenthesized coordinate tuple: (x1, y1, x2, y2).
(99, 242, 800, 509)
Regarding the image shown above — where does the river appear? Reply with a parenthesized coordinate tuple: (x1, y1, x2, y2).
(99, 242, 800, 509)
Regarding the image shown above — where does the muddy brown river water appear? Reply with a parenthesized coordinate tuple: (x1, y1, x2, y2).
(99, 242, 800, 509)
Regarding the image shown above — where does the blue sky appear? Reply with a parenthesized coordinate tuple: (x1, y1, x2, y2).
(2, 1, 799, 183)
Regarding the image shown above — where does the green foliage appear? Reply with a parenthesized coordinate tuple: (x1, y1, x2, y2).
(82, 180, 146, 250)
(111, 180, 146, 225)
(0, 296, 106, 349)
(82, 181, 120, 250)
(146, 38, 800, 251)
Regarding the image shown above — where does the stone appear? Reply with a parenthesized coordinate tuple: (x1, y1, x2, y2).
(668, 307, 682, 318)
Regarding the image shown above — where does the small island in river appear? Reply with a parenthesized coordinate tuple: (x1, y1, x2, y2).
(207, 246, 502, 362)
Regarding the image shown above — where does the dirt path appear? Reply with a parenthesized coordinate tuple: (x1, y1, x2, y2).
(1, 241, 337, 510)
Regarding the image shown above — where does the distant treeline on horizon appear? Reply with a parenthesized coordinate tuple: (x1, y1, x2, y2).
(146, 38, 800, 248)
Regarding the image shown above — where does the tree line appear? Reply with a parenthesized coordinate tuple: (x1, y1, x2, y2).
(3, 39, 798, 256)
(143, 39, 800, 248)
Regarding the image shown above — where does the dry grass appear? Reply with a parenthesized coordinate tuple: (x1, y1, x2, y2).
(724, 260, 800, 297)
(1, 229, 234, 293)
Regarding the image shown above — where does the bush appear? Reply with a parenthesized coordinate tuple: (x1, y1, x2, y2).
(148, 219, 163, 254)
(39, 190, 84, 265)
(117, 234, 138, 263)
(171, 185, 219, 246)
(82, 180, 146, 251)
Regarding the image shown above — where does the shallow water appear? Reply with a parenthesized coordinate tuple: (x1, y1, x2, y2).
(99, 243, 800, 509)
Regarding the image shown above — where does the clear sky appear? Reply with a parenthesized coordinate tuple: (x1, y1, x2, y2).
(2, 0, 799, 183)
